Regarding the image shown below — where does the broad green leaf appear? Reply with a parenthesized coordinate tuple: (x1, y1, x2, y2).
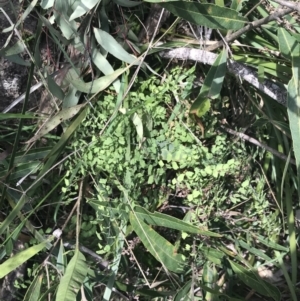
(288, 50, 300, 177)
(191, 98, 211, 118)
(0, 239, 52, 278)
(67, 67, 126, 93)
(190, 49, 227, 115)
(91, 47, 120, 93)
(231, 0, 247, 12)
(62, 66, 83, 87)
(279, 28, 300, 203)
(53, 0, 78, 40)
(160, 2, 247, 30)
(229, 260, 281, 301)
(215, 0, 224, 6)
(56, 249, 88, 301)
(278, 28, 299, 60)
(38, 14, 69, 45)
(135, 206, 222, 237)
(113, 0, 142, 7)
(203, 262, 216, 286)
(69, 0, 100, 21)
(99, 6, 110, 35)
(291, 32, 300, 43)
(41, 0, 55, 9)
(26, 104, 85, 144)
(202, 49, 227, 99)
(130, 212, 186, 273)
(24, 273, 43, 301)
(57, 240, 66, 273)
(94, 28, 139, 65)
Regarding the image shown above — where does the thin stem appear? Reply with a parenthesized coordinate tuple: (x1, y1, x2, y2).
(220, 125, 296, 165)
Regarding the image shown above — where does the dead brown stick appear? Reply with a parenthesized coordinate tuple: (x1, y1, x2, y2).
(272, 0, 300, 12)
(220, 125, 296, 165)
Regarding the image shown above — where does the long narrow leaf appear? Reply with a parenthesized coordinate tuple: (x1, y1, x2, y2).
(24, 273, 43, 301)
(0, 239, 52, 278)
(229, 260, 281, 301)
(130, 212, 186, 273)
(94, 28, 139, 65)
(26, 104, 85, 144)
(135, 206, 221, 237)
(160, 2, 247, 30)
(287, 42, 300, 179)
(275, 251, 297, 301)
(190, 49, 227, 116)
(69, 0, 100, 21)
(92, 48, 121, 92)
(56, 249, 88, 301)
(0, 113, 39, 120)
(67, 67, 126, 93)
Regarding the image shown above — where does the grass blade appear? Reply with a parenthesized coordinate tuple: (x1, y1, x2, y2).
(135, 206, 222, 237)
(24, 273, 43, 301)
(130, 211, 186, 273)
(0, 239, 52, 279)
(229, 260, 281, 301)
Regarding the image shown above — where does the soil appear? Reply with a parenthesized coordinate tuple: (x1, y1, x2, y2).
(0, 0, 38, 113)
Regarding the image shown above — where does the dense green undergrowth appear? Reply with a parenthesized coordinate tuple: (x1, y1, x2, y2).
(58, 66, 284, 299)
(0, 0, 300, 300)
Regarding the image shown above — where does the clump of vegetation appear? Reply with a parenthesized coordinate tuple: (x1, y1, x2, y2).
(60, 66, 283, 299)
(0, 0, 299, 300)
